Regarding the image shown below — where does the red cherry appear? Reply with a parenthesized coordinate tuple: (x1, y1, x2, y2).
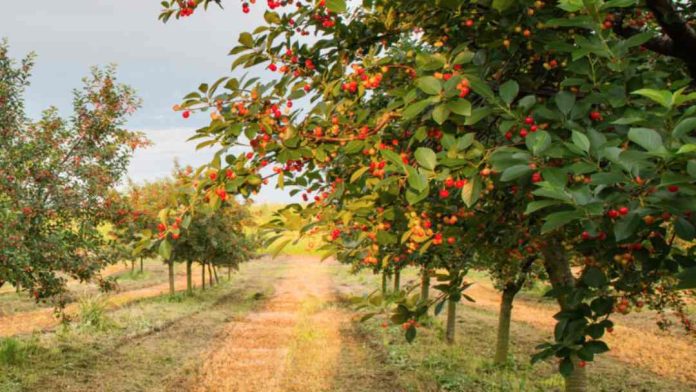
(268, 63, 278, 72)
(465, 19, 474, 27)
(505, 131, 512, 140)
(618, 207, 629, 216)
(182, 110, 191, 119)
(455, 179, 467, 189)
(447, 237, 456, 245)
(519, 129, 528, 138)
(439, 189, 450, 199)
(589, 111, 602, 121)
(531, 172, 542, 183)
(445, 178, 455, 188)
(607, 209, 619, 219)
(667, 185, 679, 193)
(581, 231, 591, 240)
(209, 172, 217, 181)
(578, 360, 587, 368)
(524, 116, 534, 125)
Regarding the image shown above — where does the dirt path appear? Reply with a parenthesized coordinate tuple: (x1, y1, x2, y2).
(464, 283, 696, 384)
(189, 257, 360, 392)
(0, 265, 205, 337)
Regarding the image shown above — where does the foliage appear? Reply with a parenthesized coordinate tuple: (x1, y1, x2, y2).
(159, 0, 696, 385)
(0, 41, 145, 303)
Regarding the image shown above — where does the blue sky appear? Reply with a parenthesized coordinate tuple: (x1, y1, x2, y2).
(1, 0, 294, 203)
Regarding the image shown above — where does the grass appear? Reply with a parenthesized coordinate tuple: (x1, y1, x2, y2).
(0, 259, 283, 392)
(330, 265, 695, 392)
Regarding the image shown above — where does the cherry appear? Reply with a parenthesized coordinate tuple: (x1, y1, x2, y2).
(505, 131, 513, 140)
(268, 63, 278, 72)
(519, 128, 528, 138)
(607, 209, 619, 219)
(455, 179, 467, 188)
(439, 189, 450, 199)
(531, 172, 542, 183)
(618, 206, 629, 216)
(445, 178, 455, 188)
(447, 237, 456, 245)
(581, 231, 591, 240)
(182, 110, 191, 119)
(524, 116, 534, 125)
(578, 360, 587, 368)
(667, 185, 679, 193)
(589, 111, 602, 121)
(209, 172, 218, 181)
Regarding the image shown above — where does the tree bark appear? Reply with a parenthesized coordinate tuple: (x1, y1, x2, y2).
(228, 265, 232, 280)
(446, 297, 457, 344)
(381, 271, 388, 295)
(420, 267, 430, 303)
(213, 265, 220, 284)
(201, 262, 206, 290)
(494, 288, 516, 364)
(131, 260, 135, 273)
(186, 260, 193, 294)
(542, 238, 587, 392)
(167, 260, 175, 295)
(393, 269, 401, 292)
(140, 256, 144, 273)
(207, 263, 214, 287)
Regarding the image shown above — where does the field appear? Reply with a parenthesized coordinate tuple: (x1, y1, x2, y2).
(1, 256, 693, 392)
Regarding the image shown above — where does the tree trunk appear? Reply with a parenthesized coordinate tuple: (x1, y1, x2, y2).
(542, 237, 588, 392)
(213, 265, 220, 284)
(494, 288, 516, 364)
(381, 271, 388, 295)
(201, 262, 206, 290)
(140, 257, 144, 273)
(393, 269, 401, 292)
(446, 297, 457, 344)
(207, 263, 214, 287)
(15, 281, 20, 293)
(227, 265, 232, 280)
(131, 260, 135, 273)
(167, 260, 175, 295)
(186, 260, 193, 294)
(420, 267, 430, 303)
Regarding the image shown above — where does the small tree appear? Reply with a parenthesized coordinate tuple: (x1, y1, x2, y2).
(0, 41, 145, 303)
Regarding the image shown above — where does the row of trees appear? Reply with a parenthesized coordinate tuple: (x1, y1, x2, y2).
(0, 39, 256, 308)
(109, 170, 258, 295)
(158, 0, 696, 390)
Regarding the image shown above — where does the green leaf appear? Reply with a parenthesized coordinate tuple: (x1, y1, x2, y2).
(452, 50, 474, 64)
(572, 131, 591, 153)
(415, 148, 437, 170)
(559, 357, 574, 377)
(238, 32, 253, 48)
(270, 239, 292, 258)
(675, 217, 695, 241)
(403, 99, 432, 120)
(582, 267, 607, 288)
(432, 104, 450, 124)
(500, 165, 532, 181)
(416, 76, 442, 95)
(461, 176, 481, 207)
(676, 267, 696, 289)
(447, 99, 472, 116)
(527, 131, 552, 155)
(676, 144, 696, 154)
(525, 200, 562, 215)
(632, 89, 673, 109)
(492, 0, 515, 11)
(541, 210, 583, 233)
(628, 128, 663, 152)
(558, 0, 584, 11)
(499, 80, 519, 105)
(325, 0, 347, 12)
(405, 325, 417, 343)
(350, 166, 370, 183)
(673, 117, 696, 139)
(614, 212, 640, 242)
(406, 166, 428, 192)
(263, 11, 281, 24)
(601, 0, 637, 9)
(555, 91, 576, 115)
(377, 230, 397, 245)
(584, 340, 609, 354)
(158, 240, 172, 260)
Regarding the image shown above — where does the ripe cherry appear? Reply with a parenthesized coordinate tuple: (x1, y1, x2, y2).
(618, 206, 629, 216)
(581, 231, 591, 240)
(607, 209, 619, 219)
(182, 110, 191, 119)
(447, 237, 456, 245)
(578, 360, 587, 368)
(589, 111, 602, 121)
(455, 179, 467, 188)
(667, 185, 679, 193)
(439, 189, 450, 199)
(531, 172, 542, 183)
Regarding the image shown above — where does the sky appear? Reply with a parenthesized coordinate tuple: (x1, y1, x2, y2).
(0, 0, 295, 203)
